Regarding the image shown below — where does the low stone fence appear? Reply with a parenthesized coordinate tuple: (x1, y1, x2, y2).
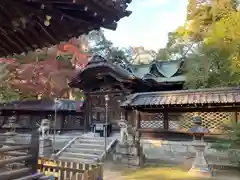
(140, 139, 239, 167)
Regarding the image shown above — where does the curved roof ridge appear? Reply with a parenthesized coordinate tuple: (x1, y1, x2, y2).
(150, 60, 183, 78)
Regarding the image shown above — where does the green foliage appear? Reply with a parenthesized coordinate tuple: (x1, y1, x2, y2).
(156, 0, 240, 88)
(87, 30, 132, 65)
(211, 122, 240, 165)
(0, 85, 20, 102)
(183, 46, 240, 89)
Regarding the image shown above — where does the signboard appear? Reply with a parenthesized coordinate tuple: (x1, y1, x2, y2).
(95, 124, 104, 130)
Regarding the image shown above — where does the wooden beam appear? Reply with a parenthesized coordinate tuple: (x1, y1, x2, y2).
(0, 168, 31, 180)
(0, 151, 27, 156)
(132, 106, 240, 113)
(88, 90, 130, 95)
(0, 145, 31, 153)
(0, 155, 32, 166)
(14, 173, 44, 180)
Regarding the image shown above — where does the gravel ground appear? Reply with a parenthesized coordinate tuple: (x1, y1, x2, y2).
(103, 161, 240, 180)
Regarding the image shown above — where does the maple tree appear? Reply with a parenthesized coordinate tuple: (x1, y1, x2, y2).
(0, 36, 89, 100)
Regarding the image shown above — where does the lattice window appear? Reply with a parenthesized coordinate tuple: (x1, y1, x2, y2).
(179, 112, 233, 133)
(169, 121, 180, 130)
(140, 113, 164, 129)
(168, 113, 181, 130)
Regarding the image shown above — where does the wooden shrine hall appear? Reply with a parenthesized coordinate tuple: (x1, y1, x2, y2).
(69, 55, 240, 138)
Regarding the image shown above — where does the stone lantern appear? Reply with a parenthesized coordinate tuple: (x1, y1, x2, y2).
(2, 116, 20, 147)
(187, 116, 212, 177)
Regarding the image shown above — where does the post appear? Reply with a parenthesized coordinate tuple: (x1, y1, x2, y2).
(124, 110, 128, 121)
(53, 99, 58, 153)
(84, 92, 90, 132)
(233, 111, 238, 123)
(135, 110, 140, 130)
(163, 108, 169, 130)
(29, 115, 39, 174)
(104, 94, 109, 160)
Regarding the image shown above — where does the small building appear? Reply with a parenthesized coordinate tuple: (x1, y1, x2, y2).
(0, 99, 84, 132)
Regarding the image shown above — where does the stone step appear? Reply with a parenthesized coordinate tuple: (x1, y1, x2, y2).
(75, 138, 112, 144)
(61, 152, 99, 160)
(65, 147, 103, 155)
(58, 156, 97, 164)
(71, 143, 105, 149)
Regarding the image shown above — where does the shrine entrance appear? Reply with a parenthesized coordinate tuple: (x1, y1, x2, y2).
(87, 90, 126, 130)
(69, 55, 151, 132)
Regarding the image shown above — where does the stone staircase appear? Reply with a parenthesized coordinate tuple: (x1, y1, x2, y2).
(58, 135, 117, 163)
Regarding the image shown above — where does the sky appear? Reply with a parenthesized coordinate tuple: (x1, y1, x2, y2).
(104, 0, 188, 51)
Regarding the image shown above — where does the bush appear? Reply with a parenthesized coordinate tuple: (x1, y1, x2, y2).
(211, 122, 240, 165)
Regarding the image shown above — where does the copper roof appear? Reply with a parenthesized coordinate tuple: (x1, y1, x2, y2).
(121, 87, 240, 107)
(0, 0, 132, 56)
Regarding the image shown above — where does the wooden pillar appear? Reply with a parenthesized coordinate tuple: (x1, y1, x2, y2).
(84, 92, 90, 132)
(135, 110, 141, 130)
(124, 110, 128, 121)
(88, 95, 92, 128)
(163, 108, 169, 130)
(27, 115, 39, 174)
(233, 111, 238, 123)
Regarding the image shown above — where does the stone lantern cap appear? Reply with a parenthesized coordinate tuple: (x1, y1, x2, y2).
(187, 116, 210, 134)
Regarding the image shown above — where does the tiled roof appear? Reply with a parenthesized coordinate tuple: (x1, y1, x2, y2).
(0, 99, 84, 112)
(121, 87, 240, 107)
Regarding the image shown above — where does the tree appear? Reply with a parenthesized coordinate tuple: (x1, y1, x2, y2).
(185, 0, 240, 72)
(156, 30, 195, 61)
(0, 37, 89, 100)
(87, 30, 133, 67)
(154, 0, 240, 89)
(184, 46, 240, 89)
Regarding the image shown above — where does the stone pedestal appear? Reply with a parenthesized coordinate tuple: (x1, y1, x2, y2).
(39, 138, 53, 158)
(188, 142, 212, 177)
(113, 142, 145, 167)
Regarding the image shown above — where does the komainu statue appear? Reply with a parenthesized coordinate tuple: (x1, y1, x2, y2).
(118, 119, 129, 144)
(38, 119, 51, 139)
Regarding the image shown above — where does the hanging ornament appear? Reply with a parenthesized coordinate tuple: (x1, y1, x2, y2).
(44, 15, 52, 26)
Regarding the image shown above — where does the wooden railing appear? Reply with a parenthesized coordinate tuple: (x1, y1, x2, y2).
(38, 158, 103, 180)
(0, 118, 43, 179)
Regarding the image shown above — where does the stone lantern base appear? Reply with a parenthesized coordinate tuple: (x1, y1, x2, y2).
(113, 142, 145, 167)
(188, 143, 212, 177)
(39, 137, 53, 158)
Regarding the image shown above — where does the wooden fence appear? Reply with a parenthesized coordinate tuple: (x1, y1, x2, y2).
(38, 158, 103, 180)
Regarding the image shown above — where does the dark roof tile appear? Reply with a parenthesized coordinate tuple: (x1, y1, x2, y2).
(121, 87, 240, 107)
